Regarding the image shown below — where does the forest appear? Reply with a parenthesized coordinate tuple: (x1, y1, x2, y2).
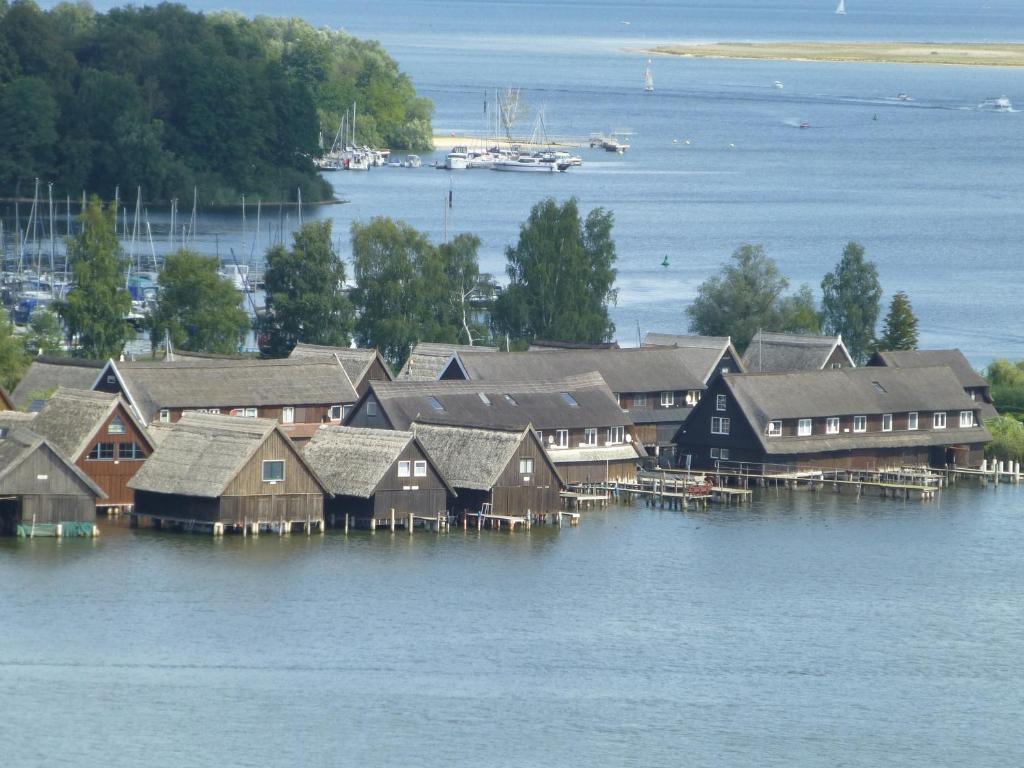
(0, 1, 434, 203)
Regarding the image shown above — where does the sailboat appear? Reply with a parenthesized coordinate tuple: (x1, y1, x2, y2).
(835, 0, 846, 14)
(644, 59, 654, 92)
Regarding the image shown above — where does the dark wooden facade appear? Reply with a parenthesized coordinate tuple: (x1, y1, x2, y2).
(553, 457, 639, 485)
(76, 402, 152, 508)
(0, 443, 97, 534)
(353, 357, 392, 396)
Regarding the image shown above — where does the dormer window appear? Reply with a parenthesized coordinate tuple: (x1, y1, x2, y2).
(797, 419, 812, 437)
(934, 412, 947, 429)
(882, 413, 893, 432)
(826, 417, 839, 434)
(908, 412, 919, 430)
(634, 393, 647, 408)
(767, 420, 782, 437)
(959, 411, 974, 428)
(853, 416, 867, 433)
(660, 392, 674, 407)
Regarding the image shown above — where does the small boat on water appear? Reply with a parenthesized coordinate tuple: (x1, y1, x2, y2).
(980, 95, 1013, 111)
(773, 80, 784, 90)
(799, 121, 811, 129)
(590, 133, 629, 154)
(403, 154, 422, 168)
(897, 93, 913, 101)
(492, 156, 558, 173)
(835, 0, 846, 15)
(218, 263, 253, 293)
(445, 146, 469, 170)
(644, 60, 654, 93)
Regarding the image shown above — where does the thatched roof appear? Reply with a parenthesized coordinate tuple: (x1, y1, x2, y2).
(640, 333, 745, 381)
(447, 346, 708, 392)
(108, 356, 359, 423)
(289, 344, 392, 386)
(128, 413, 324, 498)
(363, 372, 631, 431)
(30, 388, 151, 460)
(741, 331, 853, 373)
(868, 349, 988, 388)
(528, 339, 620, 350)
(0, 427, 105, 498)
(0, 411, 36, 431)
(303, 426, 451, 498)
(412, 423, 556, 491)
(10, 356, 104, 408)
(397, 342, 496, 381)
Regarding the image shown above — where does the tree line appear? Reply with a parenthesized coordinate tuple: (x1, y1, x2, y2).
(0, 1, 433, 203)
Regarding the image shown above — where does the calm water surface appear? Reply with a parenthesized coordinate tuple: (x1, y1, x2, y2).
(2, 488, 1023, 767)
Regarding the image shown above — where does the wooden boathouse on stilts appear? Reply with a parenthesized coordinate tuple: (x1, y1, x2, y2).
(127, 413, 327, 535)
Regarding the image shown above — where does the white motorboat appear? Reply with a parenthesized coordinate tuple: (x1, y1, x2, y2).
(218, 263, 252, 292)
(773, 80, 784, 89)
(403, 154, 422, 168)
(445, 146, 469, 170)
(492, 156, 558, 173)
(980, 95, 1013, 111)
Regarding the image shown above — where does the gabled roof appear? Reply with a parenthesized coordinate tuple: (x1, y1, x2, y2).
(722, 367, 990, 453)
(868, 349, 988, 389)
(413, 423, 562, 491)
(397, 342, 497, 381)
(302, 425, 454, 498)
(0, 385, 13, 410)
(11, 356, 105, 408)
(104, 356, 359, 424)
(128, 413, 327, 498)
(0, 427, 106, 498)
(0, 411, 36, 430)
(288, 343, 392, 385)
(360, 372, 631, 432)
(528, 339, 620, 350)
(640, 333, 746, 381)
(29, 388, 152, 460)
(741, 331, 854, 373)
(447, 347, 707, 393)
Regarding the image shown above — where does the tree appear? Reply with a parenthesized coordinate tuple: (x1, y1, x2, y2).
(493, 197, 617, 346)
(0, 76, 59, 188)
(23, 307, 64, 356)
(776, 284, 822, 336)
(58, 196, 131, 359)
(148, 250, 249, 355)
(821, 241, 882, 364)
(875, 291, 919, 352)
(0, 306, 28, 391)
(686, 243, 787, 352)
(261, 220, 354, 357)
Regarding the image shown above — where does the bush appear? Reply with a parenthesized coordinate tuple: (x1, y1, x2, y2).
(984, 415, 1024, 463)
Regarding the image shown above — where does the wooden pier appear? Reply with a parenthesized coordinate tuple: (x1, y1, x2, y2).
(565, 470, 753, 510)
(130, 514, 325, 536)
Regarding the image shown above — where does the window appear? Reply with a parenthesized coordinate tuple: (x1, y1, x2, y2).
(519, 458, 534, 474)
(607, 426, 624, 445)
(613, 393, 620, 407)
(159, 409, 170, 423)
(853, 416, 867, 433)
(282, 407, 294, 424)
(721, 366, 730, 375)
(716, 394, 727, 412)
(87, 442, 115, 460)
(970, 390, 977, 401)
(503, 394, 518, 406)
(478, 393, 491, 406)
(555, 429, 569, 448)
(660, 391, 675, 407)
(233, 407, 258, 418)
(106, 374, 117, 385)
(584, 428, 598, 446)
(826, 417, 840, 435)
(959, 411, 974, 428)
(398, 461, 411, 478)
(262, 460, 285, 483)
(830, 363, 842, 369)
(118, 442, 144, 460)
(107, 416, 126, 435)
(872, 381, 888, 394)
(197, 408, 220, 415)
(329, 405, 343, 420)
(536, 431, 543, 445)
(367, 401, 378, 417)
(797, 419, 812, 437)
(767, 420, 782, 437)
(711, 417, 731, 435)
(710, 448, 719, 459)
(720, 448, 730, 460)
(882, 413, 893, 432)
(934, 412, 947, 429)
(414, 460, 427, 477)
(634, 393, 647, 408)
(685, 391, 700, 406)
(560, 392, 579, 408)
(908, 412, 919, 431)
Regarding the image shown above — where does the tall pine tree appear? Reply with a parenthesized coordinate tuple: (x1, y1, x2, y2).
(875, 291, 919, 351)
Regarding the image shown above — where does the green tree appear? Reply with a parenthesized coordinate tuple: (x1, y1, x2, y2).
(261, 220, 354, 357)
(493, 197, 617, 346)
(57, 196, 131, 358)
(984, 414, 1024, 463)
(686, 243, 787, 352)
(23, 307, 64, 356)
(875, 291, 919, 352)
(0, 306, 28, 391)
(985, 360, 1024, 415)
(148, 250, 249, 355)
(776, 284, 822, 336)
(821, 241, 882, 364)
(0, 75, 58, 188)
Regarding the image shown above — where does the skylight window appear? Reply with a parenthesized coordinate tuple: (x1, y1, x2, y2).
(426, 396, 445, 411)
(872, 381, 887, 394)
(478, 393, 491, 405)
(503, 394, 518, 406)
(560, 392, 579, 407)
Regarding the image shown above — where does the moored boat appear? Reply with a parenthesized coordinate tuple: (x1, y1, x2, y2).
(492, 156, 558, 173)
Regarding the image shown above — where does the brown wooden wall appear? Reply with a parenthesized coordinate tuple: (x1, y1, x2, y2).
(220, 493, 324, 524)
(223, 430, 324, 497)
(555, 458, 637, 485)
(155, 403, 348, 426)
(134, 490, 220, 522)
(371, 440, 451, 520)
(618, 390, 700, 411)
(0, 443, 98, 528)
(76, 403, 151, 507)
(354, 357, 392, 396)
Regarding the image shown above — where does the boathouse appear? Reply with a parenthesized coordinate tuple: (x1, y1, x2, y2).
(413, 423, 563, 517)
(641, 333, 745, 381)
(345, 372, 643, 484)
(94, 356, 359, 428)
(396, 342, 496, 381)
(0, 427, 104, 536)
(867, 349, 997, 419)
(288, 343, 393, 395)
(10, 356, 105, 409)
(740, 331, 855, 373)
(28, 388, 153, 511)
(302, 426, 454, 529)
(677, 366, 991, 471)
(127, 413, 327, 533)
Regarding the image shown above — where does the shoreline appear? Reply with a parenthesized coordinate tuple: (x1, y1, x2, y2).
(431, 134, 586, 151)
(644, 42, 1024, 68)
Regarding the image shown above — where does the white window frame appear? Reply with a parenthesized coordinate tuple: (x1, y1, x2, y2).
(282, 407, 294, 424)
(159, 409, 170, 423)
(634, 393, 647, 408)
(826, 417, 839, 435)
(261, 459, 285, 483)
(797, 419, 812, 437)
(397, 461, 411, 478)
(711, 416, 730, 436)
(583, 428, 598, 446)
(853, 415, 867, 433)
(715, 394, 727, 412)
(519, 458, 534, 475)
(908, 412, 918, 431)
(329, 405, 343, 421)
(882, 413, 893, 432)
(767, 420, 782, 437)
(607, 426, 624, 445)
(959, 410, 974, 428)
(555, 429, 569, 449)
(934, 412, 947, 429)
(660, 391, 674, 408)
(710, 448, 719, 459)
(413, 460, 427, 477)
(107, 416, 126, 435)
(720, 448, 730, 460)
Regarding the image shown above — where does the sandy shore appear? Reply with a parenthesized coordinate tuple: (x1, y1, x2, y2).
(646, 42, 1024, 68)
(432, 134, 584, 150)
